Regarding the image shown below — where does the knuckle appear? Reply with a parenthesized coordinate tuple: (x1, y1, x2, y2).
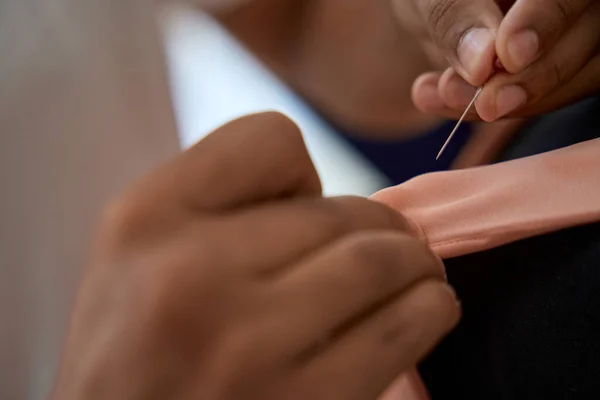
(257, 111, 305, 154)
(329, 195, 415, 236)
(253, 111, 320, 192)
(313, 200, 356, 237)
(551, 0, 576, 20)
(513, 52, 577, 103)
(550, 60, 566, 89)
(137, 243, 221, 332)
(380, 311, 414, 347)
(426, 0, 455, 28)
(345, 195, 414, 232)
(517, 56, 570, 102)
(424, 0, 466, 45)
(228, 111, 306, 162)
(419, 281, 461, 327)
(344, 233, 407, 288)
(99, 192, 150, 244)
(406, 238, 445, 277)
(537, 57, 568, 97)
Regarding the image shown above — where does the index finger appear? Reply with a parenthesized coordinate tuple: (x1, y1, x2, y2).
(137, 112, 322, 212)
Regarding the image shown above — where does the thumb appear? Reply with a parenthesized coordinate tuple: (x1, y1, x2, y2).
(418, 0, 504, 86)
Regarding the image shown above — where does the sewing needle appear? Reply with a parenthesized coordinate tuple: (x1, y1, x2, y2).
(436, 86, 483, 160)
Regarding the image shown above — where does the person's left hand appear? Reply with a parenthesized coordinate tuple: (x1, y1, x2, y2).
(393, 0, 600, 122)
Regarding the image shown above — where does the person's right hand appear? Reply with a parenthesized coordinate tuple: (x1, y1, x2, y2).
(50, 112, 460, 400)
(392, 0, 600, 122)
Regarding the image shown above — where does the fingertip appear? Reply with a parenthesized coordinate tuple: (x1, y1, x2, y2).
(412, 72, 483, 120)
(412, 73, 445, 113)
(474, 89, 497, 122)
(497, 29, 539, 73)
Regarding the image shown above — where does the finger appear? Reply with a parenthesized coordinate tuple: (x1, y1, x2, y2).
(297, 280, 460, 400)
(135, 112, 322, 212)
(412, 72, 481, 120)
(412, 72, 446, 113)
(271, 231, 446, 356)
(497, 0, 591, 72)
(476, 2, 600, 121)
(211, 196, 414, 275)
(438, 67, 479, 109)
(516, 55, 600, 117)
(416, 0, 504, 85)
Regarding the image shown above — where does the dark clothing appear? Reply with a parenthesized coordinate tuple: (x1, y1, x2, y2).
(339, 120, 472, 185)
(421, 95, 600, 399)
(422, 221, 600, 399)
(319, 94, 600, 398)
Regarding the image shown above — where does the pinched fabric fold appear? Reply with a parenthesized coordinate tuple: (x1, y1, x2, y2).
(371, 138, 600, 400)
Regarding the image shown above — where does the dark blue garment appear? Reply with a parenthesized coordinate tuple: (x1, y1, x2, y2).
(337, 120, 472, 185)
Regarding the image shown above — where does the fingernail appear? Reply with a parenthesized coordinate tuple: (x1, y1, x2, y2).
(507, 29, 539, 71)
(495, 85, 527, 119)
(458, 28, 495, 80)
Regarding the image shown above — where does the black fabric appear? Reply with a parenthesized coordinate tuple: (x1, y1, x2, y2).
(337, 120, 473, 185)
(499, 96, 600, 162)
(304, 97, 474, 185)
(420, 95, 600, 399)
(420, 222, 600, 399)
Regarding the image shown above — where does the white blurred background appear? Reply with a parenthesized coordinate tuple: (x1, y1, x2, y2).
(161, 5, 391, 197)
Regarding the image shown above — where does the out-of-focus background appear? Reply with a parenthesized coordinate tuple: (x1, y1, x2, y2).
(161, 4, 391, 196)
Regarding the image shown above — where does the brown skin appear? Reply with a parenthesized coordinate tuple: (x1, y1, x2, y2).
(213, 0, 443, 138)
(51, 1, 598, 397)
(51, 113, 460, 400)
(209, 0, 600, 128)
(392, 0, 600, 122)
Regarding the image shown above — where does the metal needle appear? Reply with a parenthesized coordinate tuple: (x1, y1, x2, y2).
(436, 87, 483, 160)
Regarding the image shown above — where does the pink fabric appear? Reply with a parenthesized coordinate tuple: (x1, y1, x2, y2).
(378, 369, 429, 400)
(372, 138, 600, 399)
(373, 138, 600, 259)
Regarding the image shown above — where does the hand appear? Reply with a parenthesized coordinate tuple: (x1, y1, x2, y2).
(392, 0, 600, 122)
(51, 112, 459, 400)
